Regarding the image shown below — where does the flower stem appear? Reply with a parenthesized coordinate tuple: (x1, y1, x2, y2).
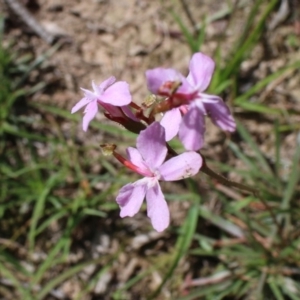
(166, 145, 257, 194)
(201, 156, 258, 194)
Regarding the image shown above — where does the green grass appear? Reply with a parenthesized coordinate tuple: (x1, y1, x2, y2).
(2, 0, 300, 299)
(186, 123, 300, 299)
(0, 19, 121, 298)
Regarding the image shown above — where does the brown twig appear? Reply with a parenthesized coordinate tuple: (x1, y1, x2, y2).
(4, 0, 55, 44)
(179, 0, 198, 35)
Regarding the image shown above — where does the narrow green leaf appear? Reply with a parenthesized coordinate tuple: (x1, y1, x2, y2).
(149, 193, 200, 299)
(0, 251, 31, 276)
(281, 143, 300, 210)
(0, 262, 32, 299)
(177, 281, 232, 300)
(3, 122, 59, 143)
(35, 209, 68, 235)
(171, 11, 198, 52)
(222, 0, 278, 79)
(30, 103, 136, 139)
(28, 172, 62, 250)
(236, 121, 273, 174)
(280, 141, 300, 231)
(235, 61, 300, 105)
(37, 257, 107, 299)
(32, 236, 67, 285)
(274, 120, 283, 191)
(75, 266, 113, 300)
(113, 266, 155, 299)
(236, 102, 281, 114)
(268, 278, 285, 300)
(13, 42, 61, 89)
(82, 208, 107, 218)
(228, 141, 258, 174)
(282, 277, 300, 300)
(198, 205, 244, 238)
(194, 18, 206, 51)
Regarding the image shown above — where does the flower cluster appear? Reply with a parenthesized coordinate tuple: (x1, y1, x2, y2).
(71, 52, 235, 231)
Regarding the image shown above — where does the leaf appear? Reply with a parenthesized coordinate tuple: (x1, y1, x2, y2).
(28, 172, 63, 251)
(37, 257, 112, 299)
(236, 121, 273, 175)
(198, 206, 244, 238)
(149, 189, 200, 299)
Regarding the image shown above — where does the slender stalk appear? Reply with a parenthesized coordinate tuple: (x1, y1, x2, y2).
(201, 157, 258, 194)
(179, 0, 198, 34)
(167, 144, 258, 194)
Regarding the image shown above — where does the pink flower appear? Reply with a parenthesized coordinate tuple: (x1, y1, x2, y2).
(146, 52, 236, 151)
(115, 122, 202, 232)
(71, 76, 132, 131)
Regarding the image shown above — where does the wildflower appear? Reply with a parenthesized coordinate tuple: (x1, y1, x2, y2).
(114, 122, 202, 232)
(146, 52, 236, 151)
(71, 76, 132, 131)
(145, 68, 194, 98)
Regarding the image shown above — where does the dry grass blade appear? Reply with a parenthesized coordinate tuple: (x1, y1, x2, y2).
(4, 0, 55, 44)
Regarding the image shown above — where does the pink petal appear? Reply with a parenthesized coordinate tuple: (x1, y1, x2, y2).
(71, 97, 92, 114)
(121, 105, 140, 122)
(116, 182, 147, 217)
(80, 88, 98, 100)
(187, 52, 215, 92)
(82, 101, 98, 131)
(178, 106, 205, 151)
(137, 122, 167, 169)
(203, 95, 236, 132)
(146, 182, 170, 232)
(160, 108, 182, 141)
(146, 68, 177, 94)
(100, 81, 131, 106)
(92, 81, 103, 96)
(99, 76, 116, 90)
(126, 147, 149, 173)
(146, 68, 191, 95)
(100, 102, 123, 117)
(101, 103, 139, 122)
(71, 97, 91, 114)
(159, 152, 202, 181)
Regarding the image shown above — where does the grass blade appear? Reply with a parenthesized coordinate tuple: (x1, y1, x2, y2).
(198, 205, 244, 238)
(149, 190, 200, 299)
(37, 257, 111, 299)
(28, 172, 62, 251)
(236, 121, 273, 175)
